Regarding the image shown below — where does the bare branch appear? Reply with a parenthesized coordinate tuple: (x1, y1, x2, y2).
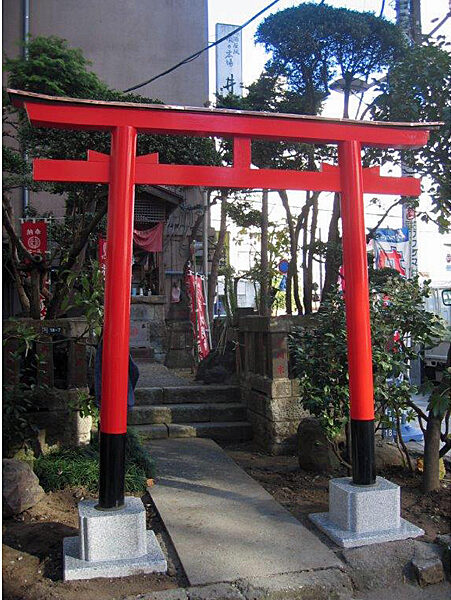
(366, 198, 401, 243)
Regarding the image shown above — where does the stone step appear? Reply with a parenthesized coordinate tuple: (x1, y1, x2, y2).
(134, 385, 240, 406)
(128, 402, 247, 426)
(132, 421, 253, 442)
(130, 347, 155, 361)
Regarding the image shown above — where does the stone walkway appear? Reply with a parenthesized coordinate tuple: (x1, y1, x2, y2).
(147, 438, 341, 587)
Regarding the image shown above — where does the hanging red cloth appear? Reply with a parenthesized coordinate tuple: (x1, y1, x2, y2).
(133, 222, 164, 252)
(185, 268, 210, 361)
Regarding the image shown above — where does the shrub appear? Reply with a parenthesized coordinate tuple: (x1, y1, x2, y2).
(34, 428, 155, 493)
(290, 272, 447, 477)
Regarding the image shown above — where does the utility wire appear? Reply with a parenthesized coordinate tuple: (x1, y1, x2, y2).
(123, 0, 280, 93)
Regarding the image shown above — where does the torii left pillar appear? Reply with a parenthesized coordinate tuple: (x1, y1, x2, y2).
(99, 125, 136, 509)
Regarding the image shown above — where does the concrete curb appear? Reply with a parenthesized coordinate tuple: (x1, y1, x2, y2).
(123, 568, 354, 600)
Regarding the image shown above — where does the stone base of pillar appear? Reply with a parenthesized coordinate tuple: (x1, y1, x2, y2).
(63, 496, 167, 580)
(309, 477, 423, 548)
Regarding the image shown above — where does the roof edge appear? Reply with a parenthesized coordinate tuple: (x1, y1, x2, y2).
(7, 89, 442, 130)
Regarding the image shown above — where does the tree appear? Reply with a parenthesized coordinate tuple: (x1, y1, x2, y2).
(217, 74, 324, 315)
(255, 3, 405, 304)
(3, 36, 218, 319)
(371, 39, 451, 231)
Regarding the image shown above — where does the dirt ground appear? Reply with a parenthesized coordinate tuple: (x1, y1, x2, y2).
(223, 442, 451, 543)
(2, 489, 186, 600)
(3, 443, 450, 600)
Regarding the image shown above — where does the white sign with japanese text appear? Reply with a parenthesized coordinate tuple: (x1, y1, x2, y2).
(216, 23, 243, 97)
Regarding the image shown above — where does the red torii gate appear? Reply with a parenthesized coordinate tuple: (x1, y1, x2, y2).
(10, 89, 433, 510)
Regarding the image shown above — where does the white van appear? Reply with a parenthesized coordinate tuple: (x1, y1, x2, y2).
(424, 282, 451, 381)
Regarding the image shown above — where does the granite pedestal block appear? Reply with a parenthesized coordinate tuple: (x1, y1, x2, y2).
(309, 477, 424, 548)
(63, 496, 167, 580)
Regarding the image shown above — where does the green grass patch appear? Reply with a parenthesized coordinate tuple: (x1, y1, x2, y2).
(34, 428, 155, 493)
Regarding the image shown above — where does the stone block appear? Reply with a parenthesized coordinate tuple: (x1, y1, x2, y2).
(165, 349, 194, 369)
(78, 497, 147, 562)
(412, 557, 444, 587)
(310, 477, 424, 548)
(209, 403, 246, 423)
(268, 396, 307, 422)
(168, 424, 196, 438)
(135, 425, 168, 440)
(270, 419, 300, 445)
(134, 388, 164, 406)
(64, 530, 166, 581)
(329, 477, 400, 533)
(2, 459, 45, 517)
(67, 342, 88, 387)
(130, 321, 150, 347)
(64, 496, 167, 580)
(297, 418, 340, 473)
(270, 379, 292, 399)
(129, 406, 170, 425)
(340, 540, 416, 592)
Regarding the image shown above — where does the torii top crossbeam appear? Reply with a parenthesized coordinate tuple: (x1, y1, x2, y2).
(9, 89, 435, 509)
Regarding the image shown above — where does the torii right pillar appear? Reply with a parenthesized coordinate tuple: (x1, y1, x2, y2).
(340, 140, 376, 486)
(310, 140, 424, 548)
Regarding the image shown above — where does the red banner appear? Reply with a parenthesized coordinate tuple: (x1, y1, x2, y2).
(133, 222, 164, 253)
(185, 269, 210, 361)
(21, 221, 47, 254)
(98, 237, 107, 276)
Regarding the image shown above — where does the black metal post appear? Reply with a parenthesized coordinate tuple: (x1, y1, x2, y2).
(97, 432, 126, 510)
(351, 419, 376, 485)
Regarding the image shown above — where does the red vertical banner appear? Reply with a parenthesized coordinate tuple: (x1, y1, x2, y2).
(185, 269, 210, 361)
(98, 236, 107, 277)
(21, 221, 47, 255)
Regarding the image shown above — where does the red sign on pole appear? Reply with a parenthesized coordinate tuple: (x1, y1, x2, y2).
(21, 221, 47, 254)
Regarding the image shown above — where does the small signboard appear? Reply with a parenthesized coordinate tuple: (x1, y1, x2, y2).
(216, 23, 243, 97)
(21, 220, 47, 254)
(278, 259, 290, 274)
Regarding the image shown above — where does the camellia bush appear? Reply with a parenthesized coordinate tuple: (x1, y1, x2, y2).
(289, 268, 449, 492)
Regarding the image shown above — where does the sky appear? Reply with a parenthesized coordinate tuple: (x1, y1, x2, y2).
(207, 0, 451, 282)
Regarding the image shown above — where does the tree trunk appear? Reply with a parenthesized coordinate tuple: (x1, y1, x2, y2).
(304, 191, 319, 314)
(422, 415, 442, 492)
(260, 189, 269, 316)
(29, 268, 41, 320)
(286, 270, 292, 315)
(301, 196, 311, 314)
(278, 189, 302, 314)
(321, 192, 341, 302)
(208, 192, 227, 322)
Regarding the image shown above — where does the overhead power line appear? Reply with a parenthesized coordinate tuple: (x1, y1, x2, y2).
(123, 0, 280, 93)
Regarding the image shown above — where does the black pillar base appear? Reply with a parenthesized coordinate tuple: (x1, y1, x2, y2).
(351, 419, 376, 486)
(98, 431, 126, 509)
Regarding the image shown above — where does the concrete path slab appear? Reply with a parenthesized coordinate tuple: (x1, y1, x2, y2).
(147, 438, 341, 586)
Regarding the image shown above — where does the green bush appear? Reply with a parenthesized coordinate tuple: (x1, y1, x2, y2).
(289, 272, 447, 466)
(34, 428, 155, 493)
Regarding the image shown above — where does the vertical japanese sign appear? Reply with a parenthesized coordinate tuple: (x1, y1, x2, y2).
(374, 228, 410, 277)
(21, 220, 48, 319)
(21, 220, 47, 255)
(216, 23, 243, 97)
